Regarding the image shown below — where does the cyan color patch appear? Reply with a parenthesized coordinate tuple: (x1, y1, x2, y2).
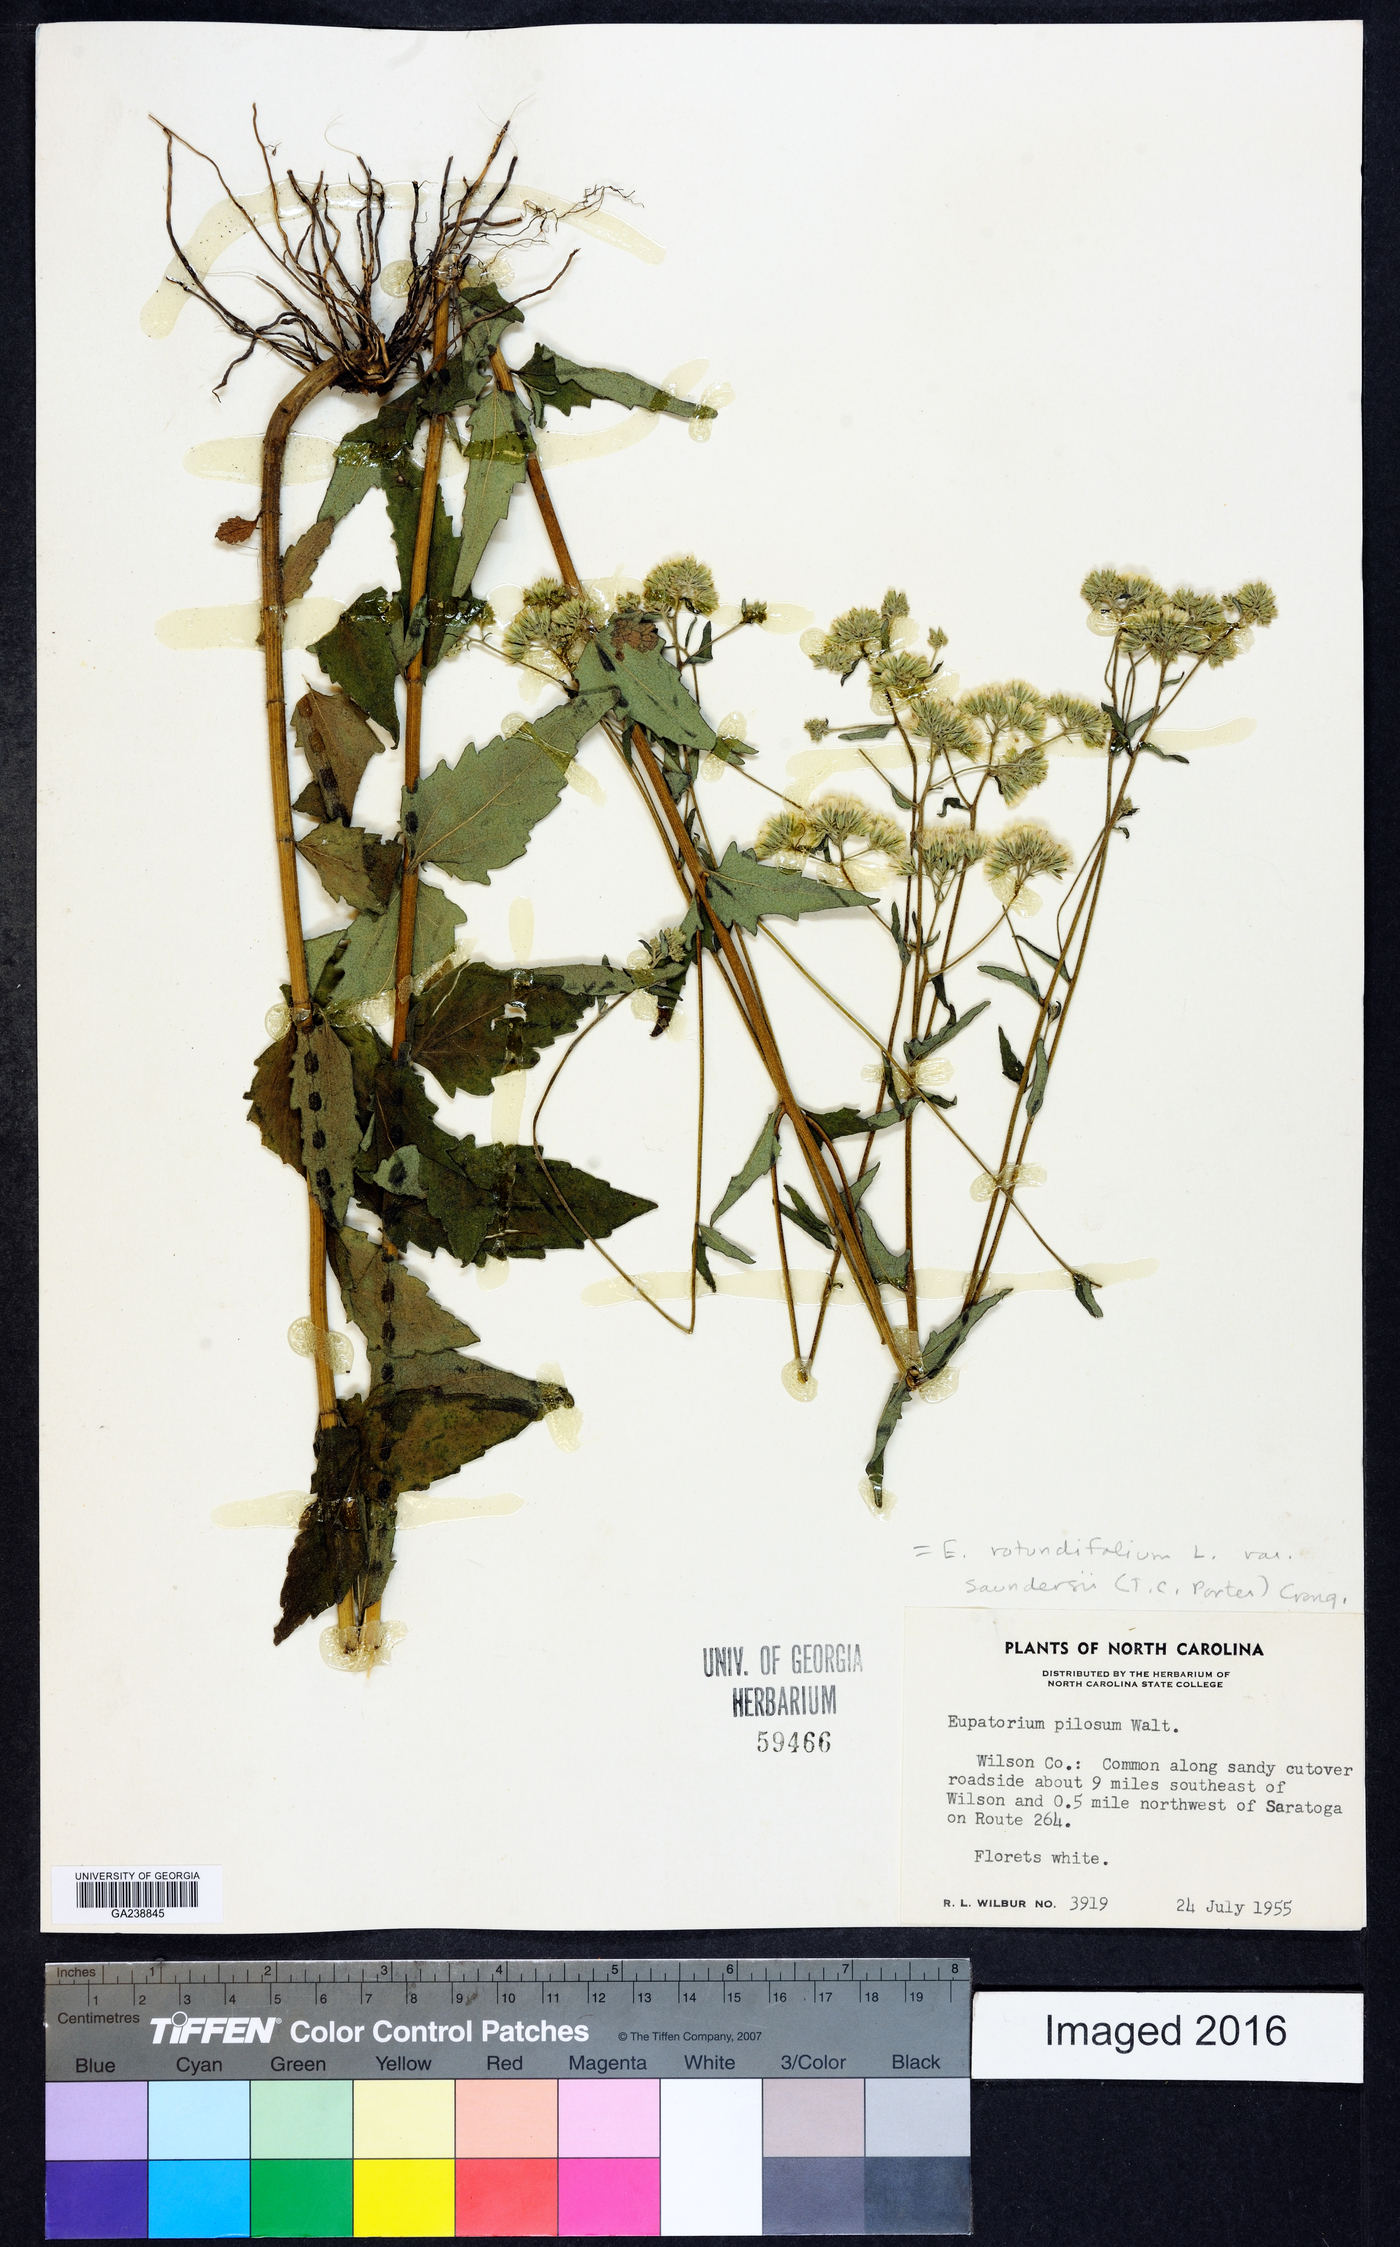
(148, 2158, 251, 2238)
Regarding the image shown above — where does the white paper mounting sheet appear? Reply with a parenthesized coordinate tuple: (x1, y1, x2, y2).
(39, 20, 1362, 1932)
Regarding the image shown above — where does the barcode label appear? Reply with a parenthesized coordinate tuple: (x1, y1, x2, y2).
(75, 1878, 199, 1911)
(50, 1866, 223, 1924)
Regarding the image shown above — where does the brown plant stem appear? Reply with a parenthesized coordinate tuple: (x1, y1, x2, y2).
(968, 754, 1137, 1301)
(771, 1161, 805, 1373)
(391, 288, 454, 1060)
(964, 748, 1138, 1308)
(261, 355, 342, 1429)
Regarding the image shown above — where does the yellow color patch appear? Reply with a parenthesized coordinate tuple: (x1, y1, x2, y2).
(354, 2157, 455, 2236)
(353, 2077, 455, 2158)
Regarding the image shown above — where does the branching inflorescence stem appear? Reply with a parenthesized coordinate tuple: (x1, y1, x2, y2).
(492, 338, 913, 1388)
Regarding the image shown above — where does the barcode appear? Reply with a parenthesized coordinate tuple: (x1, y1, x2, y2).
(73, 1879, 199, 1911)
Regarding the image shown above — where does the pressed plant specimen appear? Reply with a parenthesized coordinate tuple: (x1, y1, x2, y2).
(160, 119, 725, 1656)
(163, 118, 1276, 1659)
(495, 565, 1277, 1506)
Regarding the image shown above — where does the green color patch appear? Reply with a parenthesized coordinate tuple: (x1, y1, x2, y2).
(251, 2080, 353, 2161)
(250, 2157, 353, 2237)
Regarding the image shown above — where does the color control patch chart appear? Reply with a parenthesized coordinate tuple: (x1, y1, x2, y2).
(46, 1958, 971, 2237)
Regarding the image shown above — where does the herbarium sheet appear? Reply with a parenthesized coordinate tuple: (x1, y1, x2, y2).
(39, 20, 1363, 1931)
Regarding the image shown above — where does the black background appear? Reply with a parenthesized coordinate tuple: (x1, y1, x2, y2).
(4, 5, 1390, 2243)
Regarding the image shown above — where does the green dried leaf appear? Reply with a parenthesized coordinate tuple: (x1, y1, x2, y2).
(451, 390, 531, 596)
(979, 962, 1042, 1001)
(804, 1105, 903, 1141)
(408, 961, 590, 1097)
(697, 1220, 755, 1266)
(291, 1022, 360, 1227)
(309, 594, 401, 742)
(408, 689, 615, 885)
(372, 1144, 426, 1198)
(534, 960, 648, 1001)
(864, 1290, 1012, 1502)
(291, 688, 386, 823)
(317, 354, 492, 530)
(835, 724, 897, 741)
(457, 281, 526, 369)
(318, 394, 416, 528)
(328, 1224, 480, 1375)
(1026, 1035, 1049, 1117)
(857, 1202, 909, 1290)
(711, 1110, 781, 1223)
(906, 1000, 989, 1062)
(515, 343, 717, 424)
(889, 901, 910, 965)
(472, 1143, 657, 1261)
(1072, 1271, 1104, 1319)
(245, 1026, 301, 1172)
(272, 1424, 367, 1645)
(780, 1184, 834, 1251)
(1022, 937, 1071, 988)
(306, 878, 465, 1008)
(361, 1357, 568, 1508)
(694, 1227, 716, 1294)
(575, 633, 716, 755)
(681, 844, 873, 939)
(998, 1026, 1024, 1084)
(273, 1350, 564, 1643)
(282, 517, 335, 603)
(353, 1062, 654, 1269)
(296, 823, 401, 913)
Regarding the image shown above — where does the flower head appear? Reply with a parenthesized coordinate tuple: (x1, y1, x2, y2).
(503, 588, 604, 670)
(1167, 584, 1228, 632)
(960, 680, 1048, 745)
(869, 649, 935, 710)
(908, 696, 979, 757)
(807, 606, 885, 675)
(808, 793, 892, 849)
(983, 820, 1073, 890)
(642, 555, 718, 615)
(916, 822, 989, 881)
(1118, 604, 1211, 665)
(1080, 568, 1167, 617)
(803, 717, 831, 742)
(991, 743, 1049, 806)
(1229, 580, 1279, 629)
(808, 799, 876, 849)
(1044, 692, 1111, 747)
(754, 808, 819, 860)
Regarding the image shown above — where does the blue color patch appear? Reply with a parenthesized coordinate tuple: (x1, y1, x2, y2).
(46, 2160, 147, 2239)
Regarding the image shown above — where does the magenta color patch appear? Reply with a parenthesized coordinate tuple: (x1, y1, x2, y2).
(557, 2158, 660, 2236)
(45, 2082, 147, 2161)
(557, 2079, 660, 2158)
